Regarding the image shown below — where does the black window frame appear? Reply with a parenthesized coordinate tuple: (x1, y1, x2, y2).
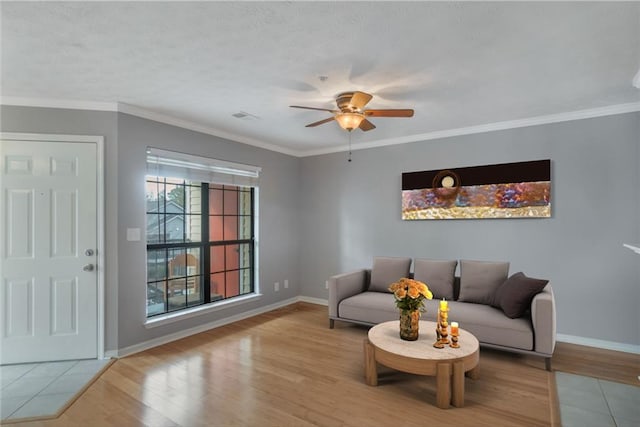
(145, 177, 256, 318)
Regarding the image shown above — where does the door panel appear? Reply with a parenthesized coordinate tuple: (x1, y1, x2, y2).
(5, 279, 34, 337)
(51, 190, 77, 257)
(6, 189, 34, 258)
(0, 140, 98, 364)
(50, 277, 77, 335)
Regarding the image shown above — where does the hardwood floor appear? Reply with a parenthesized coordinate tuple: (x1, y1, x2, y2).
(4, 302, 636, 427)
(552, 342, 639, 386)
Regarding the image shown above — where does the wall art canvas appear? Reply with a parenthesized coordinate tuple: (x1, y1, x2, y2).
(402, 160, 551, 220)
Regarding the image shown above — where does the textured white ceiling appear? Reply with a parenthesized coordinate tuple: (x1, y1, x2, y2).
(1, 2, 639, 155)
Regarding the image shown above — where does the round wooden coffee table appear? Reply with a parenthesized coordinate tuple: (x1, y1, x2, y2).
(364, 320, 479, 409)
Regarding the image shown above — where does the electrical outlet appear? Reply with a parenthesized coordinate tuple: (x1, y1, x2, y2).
(284, 279, 289, 289)
(274, 282, 280, 292)
(325, 280, 329, 289)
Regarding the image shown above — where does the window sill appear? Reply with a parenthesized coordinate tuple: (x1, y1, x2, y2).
(144, 293, 263, 329)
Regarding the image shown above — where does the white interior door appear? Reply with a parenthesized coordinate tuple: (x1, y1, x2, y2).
(0, 138, 98, 364)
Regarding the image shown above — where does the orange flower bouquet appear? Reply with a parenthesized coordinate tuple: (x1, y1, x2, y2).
(388, 278, 433, 312)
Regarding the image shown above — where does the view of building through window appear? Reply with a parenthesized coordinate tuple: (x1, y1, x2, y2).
(145, 176, 254, 317)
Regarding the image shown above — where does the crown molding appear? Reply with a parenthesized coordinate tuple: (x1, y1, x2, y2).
(302, 101, 640, 157)
(0, 96, 300, 157)
(117, 103, 300, 157)
(2, 97, 639, 158)
(0, 96, 117, 112)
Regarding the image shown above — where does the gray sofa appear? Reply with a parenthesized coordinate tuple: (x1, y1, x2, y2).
(328, 257, 556, 370)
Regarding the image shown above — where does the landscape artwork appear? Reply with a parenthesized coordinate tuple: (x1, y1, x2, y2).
(402, 160, 551, 220)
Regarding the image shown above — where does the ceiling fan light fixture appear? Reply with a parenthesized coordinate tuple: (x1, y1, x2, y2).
(335, 112, 365, 131)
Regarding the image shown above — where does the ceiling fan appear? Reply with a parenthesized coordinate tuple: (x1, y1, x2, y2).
(290, 91, 414, 132)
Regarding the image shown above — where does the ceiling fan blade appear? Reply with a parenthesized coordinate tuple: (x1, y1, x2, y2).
(349, 91, 373, 110)
(290, 105, 337, 113)
(305, 117, 336, 127)
(365, 109, 414, 117)
(359, 119, 376, 131)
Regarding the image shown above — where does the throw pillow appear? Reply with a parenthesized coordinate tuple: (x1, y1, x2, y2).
(493, 272, 549, 318)
(413, 259, 457, 300)
(458, 260, 510, 305)
(368, 257, 412, 293)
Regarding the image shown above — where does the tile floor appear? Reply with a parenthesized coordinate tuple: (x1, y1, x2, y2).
(556, 371, 640, 427)
(0, 359, 111, 422)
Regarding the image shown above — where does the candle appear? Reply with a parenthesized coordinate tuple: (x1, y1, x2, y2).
(451, 322, 459, 335)
(439, 299, 448, 311)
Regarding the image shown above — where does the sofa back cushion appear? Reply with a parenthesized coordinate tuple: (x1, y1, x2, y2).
(413, 259, 457, 300)
(458, 260, 510, 305)
(368, 257, 412, 293)
(492, 272, 549, 318)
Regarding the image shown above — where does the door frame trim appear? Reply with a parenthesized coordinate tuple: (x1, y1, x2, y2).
(0, 132, 106, 359)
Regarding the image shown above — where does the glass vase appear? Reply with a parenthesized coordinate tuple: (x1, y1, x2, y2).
(399, 310, 420, 341)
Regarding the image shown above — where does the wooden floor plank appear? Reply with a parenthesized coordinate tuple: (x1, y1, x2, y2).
(4, 302, 636, 426)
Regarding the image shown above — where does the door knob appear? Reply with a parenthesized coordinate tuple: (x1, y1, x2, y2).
(83, 264, 95, 272)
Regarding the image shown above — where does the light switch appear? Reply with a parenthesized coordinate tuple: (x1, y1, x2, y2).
(126, 228, 141, 241)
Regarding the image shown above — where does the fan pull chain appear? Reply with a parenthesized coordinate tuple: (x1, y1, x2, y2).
(348, 131, 352, 162)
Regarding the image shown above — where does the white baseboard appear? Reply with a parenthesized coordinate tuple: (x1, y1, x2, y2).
(298, 296, 328, 306)
(113, 297, 300, 358)
(557, 334, 640, 355)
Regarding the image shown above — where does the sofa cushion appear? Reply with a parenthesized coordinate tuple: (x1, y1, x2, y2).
(413, 259, 457, 300)
(493, 272, 549, 318)
(368, 257, 412, 293)
(458, 260, 509, 305)
(447, 301, 533, 350)
(339, 292, 399, 324)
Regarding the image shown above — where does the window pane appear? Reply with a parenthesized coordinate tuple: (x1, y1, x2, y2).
(209, 189, 223, 214)
(164, 178, 186, 215)
(167, 279, 187, 311)
(226, 244, 239, 270)
(146, 282, 166, 316)
(238, 215, 252, 239)
(187, 285, 203, 307)
(226, 270, 240, 297)
(146, 213, 162, 243)
(210, 245, 225, 273)
(168, 248, 186, 277)
(145, 178, 167, 214)
(185, 214, 201, 242)
(146, 180, 161, 212)
(223, 189, 238, 215)
(240, 268, 252, 294)
(223, 216, 238, 240)
(186, 247, 201, 276)
(237, 243, 251, 269)
(147, 249, 167, 281)
(185, 184, 202, 214)
(209, 215, 223, 241)
(211, 272, 225, 298)
(165, 215, 184, 243)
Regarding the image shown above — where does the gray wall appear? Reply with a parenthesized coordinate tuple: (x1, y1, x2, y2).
(116, 113, 300, 349)
(0, 106, 300, 353)
(0, 105, 121, 353)
(300, 112, 640, 346)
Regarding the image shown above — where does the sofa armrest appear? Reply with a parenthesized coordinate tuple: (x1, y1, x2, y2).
(531, 285, 556, 356)
(328, 269, 369, 318)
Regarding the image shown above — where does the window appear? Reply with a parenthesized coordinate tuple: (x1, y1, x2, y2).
(145, 148, 260, 318)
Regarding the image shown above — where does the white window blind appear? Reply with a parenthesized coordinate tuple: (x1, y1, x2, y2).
(146, 147, 261, 187)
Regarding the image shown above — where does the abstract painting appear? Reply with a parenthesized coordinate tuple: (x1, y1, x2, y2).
(402, 160, 551, 220)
